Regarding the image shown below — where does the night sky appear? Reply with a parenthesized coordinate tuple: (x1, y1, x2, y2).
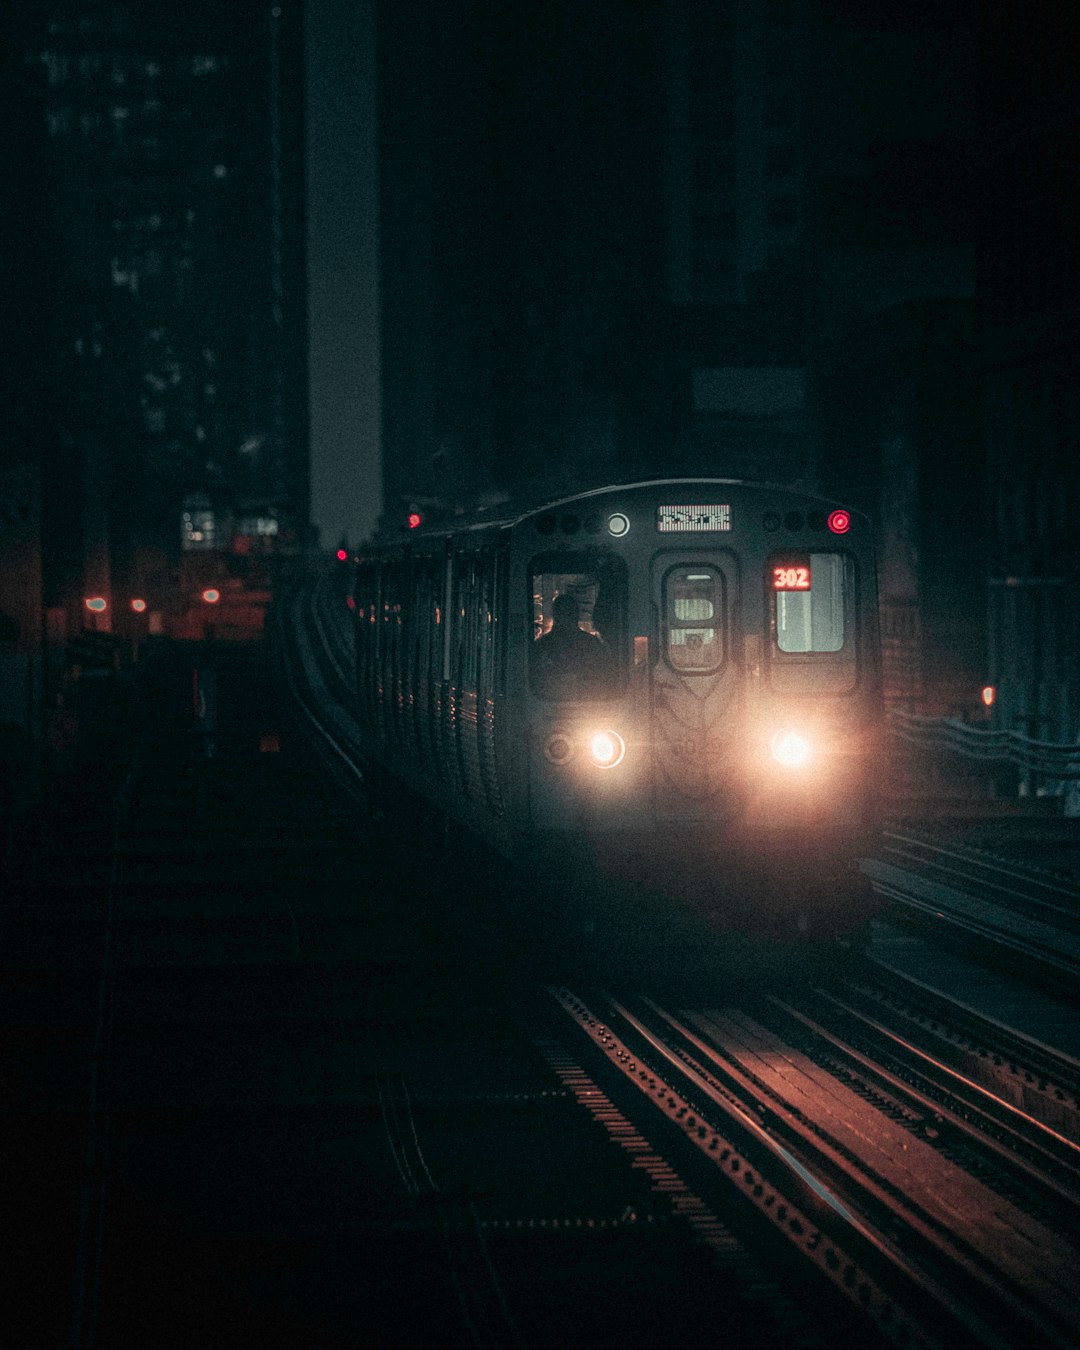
(305, 0, 381, 547)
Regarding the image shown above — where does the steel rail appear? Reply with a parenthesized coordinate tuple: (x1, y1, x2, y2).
(768, 991, 1080, 1213)
(861, 860, 1080, 982)
(551, 987, 965, 1350)
(553, 985, 1080, 1350)
(881, 831, 1080, 931)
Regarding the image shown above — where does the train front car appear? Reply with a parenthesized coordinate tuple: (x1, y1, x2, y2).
(509, 481, 882, 941)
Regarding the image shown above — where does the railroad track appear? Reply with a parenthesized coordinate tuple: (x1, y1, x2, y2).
(834, 959, 1080, 1148)
(862, 829, 1080, 984)
(277, 582, 1080, 1345)
(549, 983, 1080, 1350)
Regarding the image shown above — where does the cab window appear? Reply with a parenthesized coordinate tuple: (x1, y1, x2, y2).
(529, 553, 626, 700)
(769, 552, 856, 692)
(664, 566, 724, 673)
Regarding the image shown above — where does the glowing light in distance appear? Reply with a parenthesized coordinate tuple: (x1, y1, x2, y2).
(771, 730, 812, 769)
(981, 685, 995, 707)
(131, 598, 147, 613)
(85, 597, 107, 613)
(827, 509, 851, 535)
(590, 730, 626, 768)
(407, 512, 422, 530)
(202, 588, 220, 604)
(336, 548, 348, 561)
(607, 513, 630, 537)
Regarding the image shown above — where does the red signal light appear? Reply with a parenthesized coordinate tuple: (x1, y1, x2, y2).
(827, 509, 851, 535)
(131, 598, 147, 613)
(981, 685, 995, 707)
(336, 548, 348, 561)
(202, 588, 220, 604)
(84, 597, 107, 613)
(407, 511, 422, 530)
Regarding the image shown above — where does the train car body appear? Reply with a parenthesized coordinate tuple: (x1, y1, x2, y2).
(353, 480, 882, 938)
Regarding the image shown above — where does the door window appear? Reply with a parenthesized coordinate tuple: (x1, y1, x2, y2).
(664, 566, 724, 673)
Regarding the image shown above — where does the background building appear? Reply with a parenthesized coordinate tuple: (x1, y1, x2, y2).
(32, 0, 309, 635)
(808, 0, 980, 711)
(663, 0, 813, 486)
(375, 0, 992, 723)
(377, 0, 821, 528)
(1, 5, 52, 828)
(979, 0, 1080, 748)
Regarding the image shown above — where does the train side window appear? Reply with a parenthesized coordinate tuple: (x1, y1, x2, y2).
(452, 552, 481, 690)
(663, 567, 724, 673)
(529, 553, 627, 701)
(768, 552, 856, 692)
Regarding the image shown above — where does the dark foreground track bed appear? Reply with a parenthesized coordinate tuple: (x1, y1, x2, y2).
(8, 638, 1079, 1349)
(1, 643, 847, 1349)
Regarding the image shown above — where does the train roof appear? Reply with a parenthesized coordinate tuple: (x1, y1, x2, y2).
(365, 477, 863, 549)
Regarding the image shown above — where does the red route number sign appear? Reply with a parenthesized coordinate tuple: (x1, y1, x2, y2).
(772, 564, 811, 591)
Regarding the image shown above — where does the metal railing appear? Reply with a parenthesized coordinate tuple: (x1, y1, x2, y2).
(887, 711, 1080, 813)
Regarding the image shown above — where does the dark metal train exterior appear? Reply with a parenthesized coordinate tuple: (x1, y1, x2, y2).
(352, 480, 882, 938)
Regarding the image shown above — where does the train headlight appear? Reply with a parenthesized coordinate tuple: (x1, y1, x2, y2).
(590, 730, 625, 768)
(543, 732, 576, 766)
(770, 729, 812, 769)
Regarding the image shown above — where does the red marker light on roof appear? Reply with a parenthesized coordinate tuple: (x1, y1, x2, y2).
(827, 509, 851, 535)
(202, 588, 220, 604)
(407, 511, 422, 530)
(131, 598, 147, 613)
(981, 685, 995, 707)
(336, 548, 348, 561)
(85, 597, 107, 613)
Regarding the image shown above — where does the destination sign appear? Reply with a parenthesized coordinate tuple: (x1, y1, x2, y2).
(656, 505, 732, 532)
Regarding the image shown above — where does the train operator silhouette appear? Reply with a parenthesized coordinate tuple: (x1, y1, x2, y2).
(534, 593, 611, 698)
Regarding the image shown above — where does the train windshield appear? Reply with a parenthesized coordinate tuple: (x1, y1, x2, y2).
(529, 553, 627, 701)
(769, 552, 857, 692)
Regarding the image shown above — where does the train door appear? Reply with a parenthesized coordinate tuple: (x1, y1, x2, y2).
(649, 552, 743, 822)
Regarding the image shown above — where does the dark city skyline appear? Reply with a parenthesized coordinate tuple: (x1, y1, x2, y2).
(2, 0, 1079, 744)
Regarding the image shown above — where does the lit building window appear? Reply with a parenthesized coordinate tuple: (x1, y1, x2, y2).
(238, 517, 279, 537)
(43, 52, 70, 86)
(182, 508, 216, 552)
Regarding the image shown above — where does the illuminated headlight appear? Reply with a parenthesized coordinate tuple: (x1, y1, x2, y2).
(590, 730, 625, 768)
(770, 729, 812, 769)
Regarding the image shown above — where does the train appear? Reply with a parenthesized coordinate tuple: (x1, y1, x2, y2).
(352, 479, 883, 941)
